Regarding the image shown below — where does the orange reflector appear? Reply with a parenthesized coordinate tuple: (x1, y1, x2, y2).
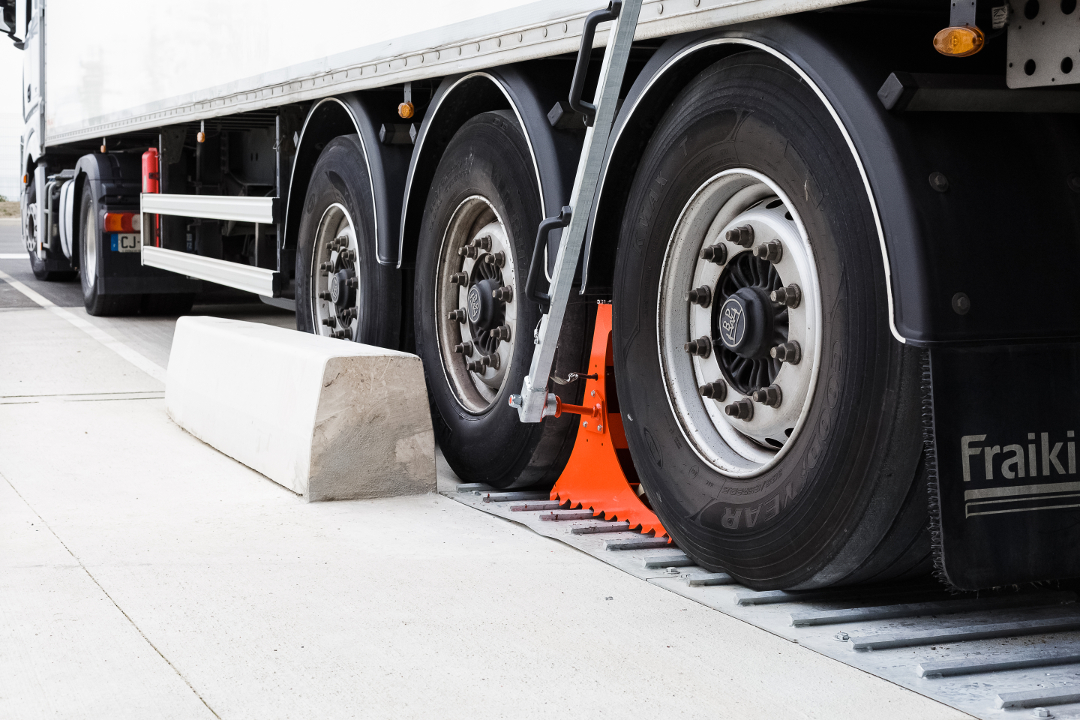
(397, 101, 415, 119)
(934, 25, 985, 57)
(103, 212, 139, 233)
(22, 174, 28, 185)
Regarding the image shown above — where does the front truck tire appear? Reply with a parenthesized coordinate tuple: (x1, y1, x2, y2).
(613, 52, 930, 591)
(78, 183, 140, 316)
(296, 135, 401, 347)
(414, 111, 585, 490)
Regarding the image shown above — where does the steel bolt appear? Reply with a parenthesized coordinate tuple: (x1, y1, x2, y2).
(952, 292, 971, 316)
(724, 398, 754, 420)
(770, 341, 802, 365)
(459, 245, 480, 258)
(467, 357, 488, 373)
(321, 317, 337, 328)
(929, 171, 950, 193)
(473, 236, 492, 251)
(726, 225, 755, 248)
(484, 353, 500, 370)
(754, 240, 783, 264)
(320, 261, 333, 272)
(752, 384, 783, 408)
(686, 285, 713, 308)
(684, 336, 712, 359)
(700, 380, 728, 401)
(771, 284, 802, 308)
(318, 291, 331, 301)
(701, 243, 727, 264)
(348, 277, 358, 289)
(485, 251, 506, 268)
(597, 424, 603, 432)
(448, 308, 467, 323)
(449, 272, 468, 285)
(492, 324, 512, 342)
(492, 285, 514, 302)
(453, 341, 474, 356)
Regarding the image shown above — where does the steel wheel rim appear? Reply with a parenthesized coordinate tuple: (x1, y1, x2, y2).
(436, 195, 518, 414)
(657, 169, 823, 478)
(84, 203, 97, 286)
(310, 203, 361, 340)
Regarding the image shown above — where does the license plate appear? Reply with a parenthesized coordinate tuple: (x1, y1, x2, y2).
(111, 232, 141, 252)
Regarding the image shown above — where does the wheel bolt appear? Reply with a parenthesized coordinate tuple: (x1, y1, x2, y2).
(459, 245, 480, 258)
(453, 341, 474, 356)
(473, 236, 492, 251)
(484, 353, 500, 370)
(332, 330, 348, 339)
(320, 261, 333, 272)
(684, 336, 712, 359)
(492, 324, 512, 342)
(752, 384, 783, 408)
(448, 308, 467, 323)
(492, 285, 514, 302)
(468, 354, 498, 372)
(348, 277, 358, 289)
(485, 251, 505, 268)
(770, 341, 802, 365)
(726, 225, 755, 248)
(701, 244, 727, 264)
(754, 240, 783, 263)
(700, 380, 728, 401)
(319, 291, 331, 301)
(686, 285, 712, 308)
(725, 398, 754, 420)
(449, 271, 468, 285)
(321, 317, 337, 328)
(771, 284, 802, 308)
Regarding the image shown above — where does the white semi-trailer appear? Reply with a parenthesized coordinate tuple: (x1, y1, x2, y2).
(9, 0, 1080, 597)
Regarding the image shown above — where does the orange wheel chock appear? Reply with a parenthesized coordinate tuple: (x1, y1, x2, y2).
(549, 303, 668, 539)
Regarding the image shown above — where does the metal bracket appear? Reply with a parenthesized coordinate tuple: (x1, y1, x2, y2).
(512, 0, 642, 423)
(950, 0, 977, 27)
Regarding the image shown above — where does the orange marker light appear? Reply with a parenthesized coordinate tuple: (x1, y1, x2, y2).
(22, 174, 28, 185)
(397, 101, 415, 119)
(934, 25, 986, 57)
(103, 212, 139, 233)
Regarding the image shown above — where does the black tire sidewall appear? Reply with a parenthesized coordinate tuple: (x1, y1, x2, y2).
(295, 135, 400, 348)
(614, 53, 920, 588)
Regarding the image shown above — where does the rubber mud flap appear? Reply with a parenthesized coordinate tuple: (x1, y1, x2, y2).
(928, 343, 1080, 590)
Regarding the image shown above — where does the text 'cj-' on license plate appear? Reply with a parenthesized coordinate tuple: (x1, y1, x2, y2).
(110, 233, 141, 252)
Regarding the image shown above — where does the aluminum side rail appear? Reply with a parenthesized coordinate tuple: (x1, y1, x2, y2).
(140, 193, 283, 297)
(512, 0, 643, 423)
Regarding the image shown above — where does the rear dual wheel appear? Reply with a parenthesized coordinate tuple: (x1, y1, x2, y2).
(614, 52, 930, 590)
(414, 111, 584, 489)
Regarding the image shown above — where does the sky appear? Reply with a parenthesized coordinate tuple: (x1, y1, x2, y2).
(0, 40, 20, 201)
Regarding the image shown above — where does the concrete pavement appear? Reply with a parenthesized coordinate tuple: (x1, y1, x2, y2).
(0, 220, 971, 719)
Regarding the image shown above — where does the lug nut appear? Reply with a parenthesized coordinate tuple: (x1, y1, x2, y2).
(701, 244, 727, 264)
(332, 330, 348, 339)
(699, 380, 728, 401)
(752, 384, 783, 408)
(473, 236, 492, 251)
(492, 324, 512, 342)
(726, 225, 755, 248)
(686, 285, 712, 308)
(320, 261, 333, 272)
(492, 285, 514, 302)
(771, 284, 802, 308)
(684, 336, 712, 359)
(449, 272, 468, 285)
(725, 398, 754, 420)
(485, 251, 505, 267)
(484, 353, 500, 370)
(459, 245, 480, 258)
(770, 341, 802, 365)
(754, 240, 783, 263)
(468, 354, 498, 372)
(348, 277, 358, 289)
(318, 291, 331, 301)
(453, 341, 474, 356)
(448, 308, 467, 323)
(320, 317, 337, 328)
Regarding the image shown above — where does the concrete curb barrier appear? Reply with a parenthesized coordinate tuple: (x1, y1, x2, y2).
(166, 317, 435, 501)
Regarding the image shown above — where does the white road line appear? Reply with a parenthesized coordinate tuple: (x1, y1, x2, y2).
(0, 268, 168, 383)
(0, 253, 27, 259)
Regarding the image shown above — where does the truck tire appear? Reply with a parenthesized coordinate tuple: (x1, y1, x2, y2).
(25, 182, 74, 282)
(414, 111, 584, 489)
(613, 52, 930, 590)
(296, 135, 400, 347)
(78, 183, 139, 316)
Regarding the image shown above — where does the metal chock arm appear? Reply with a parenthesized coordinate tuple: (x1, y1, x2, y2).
(510, 0, 643, 423)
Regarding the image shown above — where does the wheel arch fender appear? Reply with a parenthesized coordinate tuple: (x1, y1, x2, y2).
(397, 67, 581, 270)
(586, 21, 918, 344)
(69, 152, 142, 263)
(283, 94, 411, 266)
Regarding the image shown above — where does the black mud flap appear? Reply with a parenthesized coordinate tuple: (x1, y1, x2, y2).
(927, 344, 1080, 591)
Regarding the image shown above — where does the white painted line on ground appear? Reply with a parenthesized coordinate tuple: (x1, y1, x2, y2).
(0, 268, 167, 383)
(0, 253, 27, 259)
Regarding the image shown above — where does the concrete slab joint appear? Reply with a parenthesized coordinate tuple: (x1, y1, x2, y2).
(166, 316, 435, 501)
